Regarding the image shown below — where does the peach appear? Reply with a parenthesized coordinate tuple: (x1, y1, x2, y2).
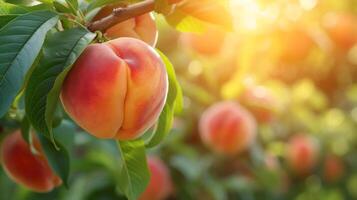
(323, 154, 344, 183)
(180, 26, 226, 55)
(0, 130, 62, 192)
(61, 38, 168, 140)
(286, 134, 319, 175)
(93, 4, 158, 46)
(323, 12, 357, 50)
(240, 86, 277, 123)
(139, 156, 173, 200)
(199, 101, 257, 155)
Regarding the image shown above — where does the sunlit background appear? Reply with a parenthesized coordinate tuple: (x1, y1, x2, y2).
(155, 0, 357, 199)
(1, 0, 357, 199)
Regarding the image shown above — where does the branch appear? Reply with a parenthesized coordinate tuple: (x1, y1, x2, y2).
(88, 0, 183, 32)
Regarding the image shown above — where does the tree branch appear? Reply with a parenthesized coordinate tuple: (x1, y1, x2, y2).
(88, 0, 183, 32)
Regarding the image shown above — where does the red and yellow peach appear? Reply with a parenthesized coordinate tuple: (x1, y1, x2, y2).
(199, 101, 257, 155)
(0, 130, 62, 192)
(61, 38, 168, 140)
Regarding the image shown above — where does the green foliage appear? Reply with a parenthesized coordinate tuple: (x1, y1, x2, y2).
(24, 27, 94, 183)
(37, 132, 70, 187)
(25, 27, 94, 144)
(0, 14, 18, 28)
(145, 49, 182, 148)
(165, 0, 233, 32)
(117, 139, 150, 200)
(0, 10, 58, 117)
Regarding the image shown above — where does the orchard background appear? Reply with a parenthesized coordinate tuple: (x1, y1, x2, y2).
(0, 0, 357, 199)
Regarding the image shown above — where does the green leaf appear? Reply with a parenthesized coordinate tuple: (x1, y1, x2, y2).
(53, 1, 71, 13)
(0, 14, 19, 29)
(157, 50, 182, 114)
(145, 50, 182, 148)
(53, 119, 76, 153)
(86, 0, 121, 12)
(168, 0, 233, 31)
(37, 132, 70, 187)
(117, 139, 150, 200)
(0, 10, 58, 117)
(154, 0, 173, 15)
(37, 0, 55, 4)
(0, 1, 28, 14)
(25, 27, 95, 146)
(20, 115, 30, 143)
(165, 10, 206, 33)
(65, 0, 78, 10)
(145, 103, 174, 148)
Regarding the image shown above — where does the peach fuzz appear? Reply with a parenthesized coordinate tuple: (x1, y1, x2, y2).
(286, 134, 319, 175)
(139, 156, 173, 200)
(93, 4, 158, 46)
(0, 130, 62, 192)
(180, 26, 226, 55)
(199, 101, 257, 155)
(60, 38, 168, 140)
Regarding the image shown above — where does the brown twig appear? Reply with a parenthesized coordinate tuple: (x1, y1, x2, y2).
(88, 0, 183, 32)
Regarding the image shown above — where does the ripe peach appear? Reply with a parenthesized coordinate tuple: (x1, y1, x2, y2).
(323, 154, 344, 183)
(199, 101, 257, 155)
(93, 4, 158, 46)
(180, 26, 226, 55)
(323, 12, 357, 50)
(0, 130, 62, 192)
(286, 134, 319, 175)
(61, 38, 168, 140)
(240, 86, 277, 123)
(139, 156, 172, 200)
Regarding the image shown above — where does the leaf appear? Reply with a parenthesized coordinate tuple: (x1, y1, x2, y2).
(0, 14, 19, 29)
(64, 0, 80, 16)
(20, 115, 30, 143)
(165, 10, 205, 33)
(37, 132, 70, 187)
(169, 0, 233, 30)
(86, 0, 124, 12)
(65, 0, 78, 10)
(0, 10, 58, 117)
(0, 1, 28, 14)
(53, 1, 72, 13)
(154, 0, 173, 15)
(145, 50, 182, 148)
(53, 119, 76, 152)
(25, 28, 95, 146)
(117, 139, 150, 200)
